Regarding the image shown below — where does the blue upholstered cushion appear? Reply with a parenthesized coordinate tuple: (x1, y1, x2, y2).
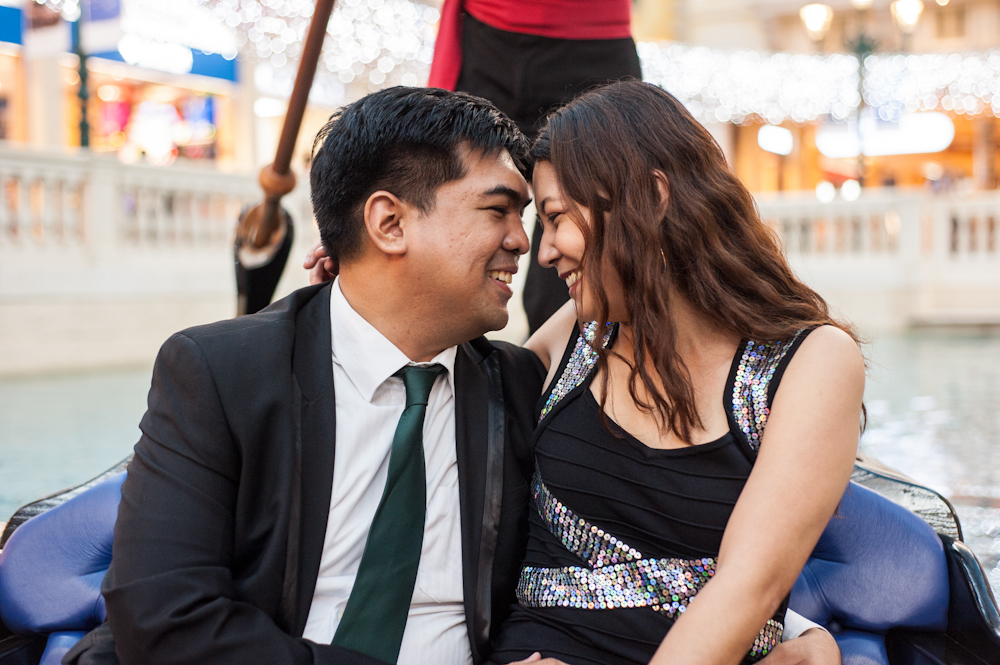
(834, 630, 889, 665)
(0, 473, 125, 635)
(790, 481, 949, 634)
(40, 631, 87, 665)
(0, 471, 955, 664)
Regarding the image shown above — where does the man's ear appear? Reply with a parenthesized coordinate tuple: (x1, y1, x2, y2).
(652, 170, 670, 215)
(363, 191, 408, 256)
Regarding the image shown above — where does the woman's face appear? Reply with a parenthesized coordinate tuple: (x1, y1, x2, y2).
(533, 160, 627, 322)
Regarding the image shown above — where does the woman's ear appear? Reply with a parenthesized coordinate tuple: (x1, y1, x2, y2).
(652, 170, 670, 215)
(363, 190, 408, 256)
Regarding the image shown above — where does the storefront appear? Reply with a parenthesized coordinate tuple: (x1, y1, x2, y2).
(0, 0, 242, 166)
(732, 112, 999, 195)
(76, 58, 236, 166)
(0, 2, 25, 142)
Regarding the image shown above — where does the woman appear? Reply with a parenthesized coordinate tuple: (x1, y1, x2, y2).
(490, 80, 865, 665)
(303, 80, 860, 664)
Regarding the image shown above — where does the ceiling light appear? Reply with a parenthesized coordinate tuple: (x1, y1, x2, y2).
(816, 181, 836, 203)
(758, 125, 794, 155)
(891, 0, 924, 33)
(800, 4, 834, 41)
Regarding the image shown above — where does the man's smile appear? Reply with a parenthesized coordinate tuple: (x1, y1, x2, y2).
(488, 270, 514, 284)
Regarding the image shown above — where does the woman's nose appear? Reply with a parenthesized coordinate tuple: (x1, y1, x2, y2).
(537, 226, 561, 268)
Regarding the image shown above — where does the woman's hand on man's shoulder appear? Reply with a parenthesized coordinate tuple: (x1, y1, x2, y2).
(303, 241, 338, 285)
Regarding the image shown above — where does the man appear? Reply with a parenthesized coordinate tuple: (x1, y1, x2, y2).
(82, 87, 835, 665)
(76, 87, 539, 665)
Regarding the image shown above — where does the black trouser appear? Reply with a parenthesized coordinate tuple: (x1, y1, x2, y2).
(455, 14, 642, 335)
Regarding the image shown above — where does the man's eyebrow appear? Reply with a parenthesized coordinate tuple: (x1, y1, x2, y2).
(481, 185, 531, 208)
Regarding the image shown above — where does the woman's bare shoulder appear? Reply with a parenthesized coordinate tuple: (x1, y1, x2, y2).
(767, 324, 866, 439)
(790, 325, 866, 379)
(523, 299, 579, 373)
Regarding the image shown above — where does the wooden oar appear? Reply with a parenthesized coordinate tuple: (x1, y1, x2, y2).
(235, 0, 337, 315)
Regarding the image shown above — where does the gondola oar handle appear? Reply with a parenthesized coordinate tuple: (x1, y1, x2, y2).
(238, 0, 337, 249)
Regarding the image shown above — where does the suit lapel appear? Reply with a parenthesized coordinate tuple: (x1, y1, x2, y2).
(454, 339, 505, 660)
(284, 283, 338, 637)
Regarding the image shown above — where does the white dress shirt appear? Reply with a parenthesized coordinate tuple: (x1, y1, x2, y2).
(303, 278, 471, 665)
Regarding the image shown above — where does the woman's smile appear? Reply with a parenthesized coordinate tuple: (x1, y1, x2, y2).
(562, 269, 582, 296)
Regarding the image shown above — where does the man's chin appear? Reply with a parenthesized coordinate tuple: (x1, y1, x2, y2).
(446, 299, 509, 341)
(474, 305, 510, 336)
(481, 308, 509, 333)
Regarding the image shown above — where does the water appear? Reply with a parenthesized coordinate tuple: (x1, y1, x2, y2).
(860, 330, 1000, 596)
(0, 368, 150, 519)
(1, 332, 999, 597)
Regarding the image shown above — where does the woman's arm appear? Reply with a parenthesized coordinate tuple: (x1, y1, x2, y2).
(523, 299, 579, 389)
(649, 325, 865, 665)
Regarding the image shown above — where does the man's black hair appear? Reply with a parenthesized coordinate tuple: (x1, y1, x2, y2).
(310, 86, 528, 261)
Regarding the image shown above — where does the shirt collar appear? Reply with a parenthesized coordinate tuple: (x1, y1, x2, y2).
(330, 277, 457, 403)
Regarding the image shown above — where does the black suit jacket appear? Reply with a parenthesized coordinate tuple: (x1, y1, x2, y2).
(97, 283, 543, 665)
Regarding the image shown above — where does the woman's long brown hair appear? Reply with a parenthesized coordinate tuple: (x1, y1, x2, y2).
(532, 80, 862, 443)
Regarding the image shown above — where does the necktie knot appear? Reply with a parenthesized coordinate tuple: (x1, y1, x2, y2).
(396, 364, 445, 408)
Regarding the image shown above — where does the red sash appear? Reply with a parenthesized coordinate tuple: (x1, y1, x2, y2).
(428, 0, 632, 90)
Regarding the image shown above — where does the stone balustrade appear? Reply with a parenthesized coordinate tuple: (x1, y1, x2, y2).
(3, 143, 1000, 374)
(0, 144, 315, 375)
(756, 189, 1000, 331)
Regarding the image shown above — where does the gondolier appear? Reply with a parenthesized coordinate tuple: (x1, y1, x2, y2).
(429, 0, 642, 335)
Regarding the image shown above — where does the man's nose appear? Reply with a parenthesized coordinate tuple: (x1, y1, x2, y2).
(504, 216, 531, 256)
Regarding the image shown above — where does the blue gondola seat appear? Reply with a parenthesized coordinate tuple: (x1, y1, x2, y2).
(0, 469, 998, 665)
(0, 473, 124, 665)
(789, 482, 950, 664)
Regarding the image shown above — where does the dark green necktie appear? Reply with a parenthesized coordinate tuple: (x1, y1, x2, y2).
(332, 363, 444, 663)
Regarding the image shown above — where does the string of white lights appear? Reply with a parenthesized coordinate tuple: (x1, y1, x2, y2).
(28, 0, 1000, 119)
(195, 0, 438, 91)
(637, 42, 860, 125)
(862, 51, 1000, 121)
(639, 42, 1000, 125)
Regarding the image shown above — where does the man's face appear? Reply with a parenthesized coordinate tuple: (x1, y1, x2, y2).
(404, 146, 531, 341)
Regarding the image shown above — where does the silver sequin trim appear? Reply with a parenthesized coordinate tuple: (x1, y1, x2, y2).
(749, 619, 783, 659)
(533, 467, 643, 567)
(538, 322, 612, 422)
(517, 558, 715, 616)
(730, 331, 804, 451)
(518, 470, 783, 660)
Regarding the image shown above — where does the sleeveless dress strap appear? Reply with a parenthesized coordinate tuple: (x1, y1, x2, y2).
(727, 329, 813, 458)
(538, 321, 614, 423)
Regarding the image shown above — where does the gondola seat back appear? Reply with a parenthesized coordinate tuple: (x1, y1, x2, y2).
(0, 473, 123, 642)
(0, 470, 985, 665)
(790, 481, 950, 664)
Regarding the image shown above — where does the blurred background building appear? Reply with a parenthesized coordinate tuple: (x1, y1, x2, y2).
(2, 0, 1000, 373)
(1, 0, 999, 594)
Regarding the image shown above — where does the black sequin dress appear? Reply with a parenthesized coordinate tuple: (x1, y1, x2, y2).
(488, 323, 813, 665)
